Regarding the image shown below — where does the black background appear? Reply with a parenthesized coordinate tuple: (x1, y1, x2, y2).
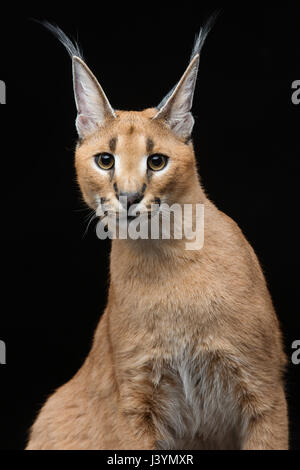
(0, 4, 300, 450)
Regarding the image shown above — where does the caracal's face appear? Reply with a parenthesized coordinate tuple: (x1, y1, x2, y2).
(44, 22, 211, 220)
(75, 109, 197, 220)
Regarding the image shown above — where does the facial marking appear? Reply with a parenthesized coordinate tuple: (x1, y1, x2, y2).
(109, 137, 117, 153)
(146, 137, 154, 154)
(113, 182, 119, 197)
(146, 168, 152, 183)
(109, 167, 115, 182)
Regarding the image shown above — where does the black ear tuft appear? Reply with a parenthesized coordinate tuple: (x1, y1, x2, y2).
(156, 12, 220, 114)
(189, 11, 220, 62)
(38, 20, 84, 60)
(153, 13, 219, 140)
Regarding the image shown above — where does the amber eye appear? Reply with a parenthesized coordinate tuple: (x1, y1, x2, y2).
(147, 154, 168, 171)
(95, 153, 115, 170)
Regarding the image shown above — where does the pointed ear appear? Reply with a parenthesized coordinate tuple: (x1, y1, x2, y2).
(153, 14, 218, 140)
(72, 56, 115, 139)
(153, 55, 199, 140)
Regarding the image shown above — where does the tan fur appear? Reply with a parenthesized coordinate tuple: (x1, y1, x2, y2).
(26, 108, 288, 450)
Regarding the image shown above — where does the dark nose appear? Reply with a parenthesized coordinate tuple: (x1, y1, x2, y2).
(119, 192, 143, 210)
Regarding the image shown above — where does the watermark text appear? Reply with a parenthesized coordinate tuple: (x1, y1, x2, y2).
(292, 340, 300, 365)
(0, 340, 6, 365)
(95, 199, 204, 251)
(291, 80, 300, 105)
(0, 80, 6, 104)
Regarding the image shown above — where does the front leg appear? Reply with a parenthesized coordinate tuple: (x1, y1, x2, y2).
(115, 363, 157, 450)
(242, 387, 289, 450)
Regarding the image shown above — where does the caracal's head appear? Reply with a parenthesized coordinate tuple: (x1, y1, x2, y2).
(44, 19, 216, 220)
